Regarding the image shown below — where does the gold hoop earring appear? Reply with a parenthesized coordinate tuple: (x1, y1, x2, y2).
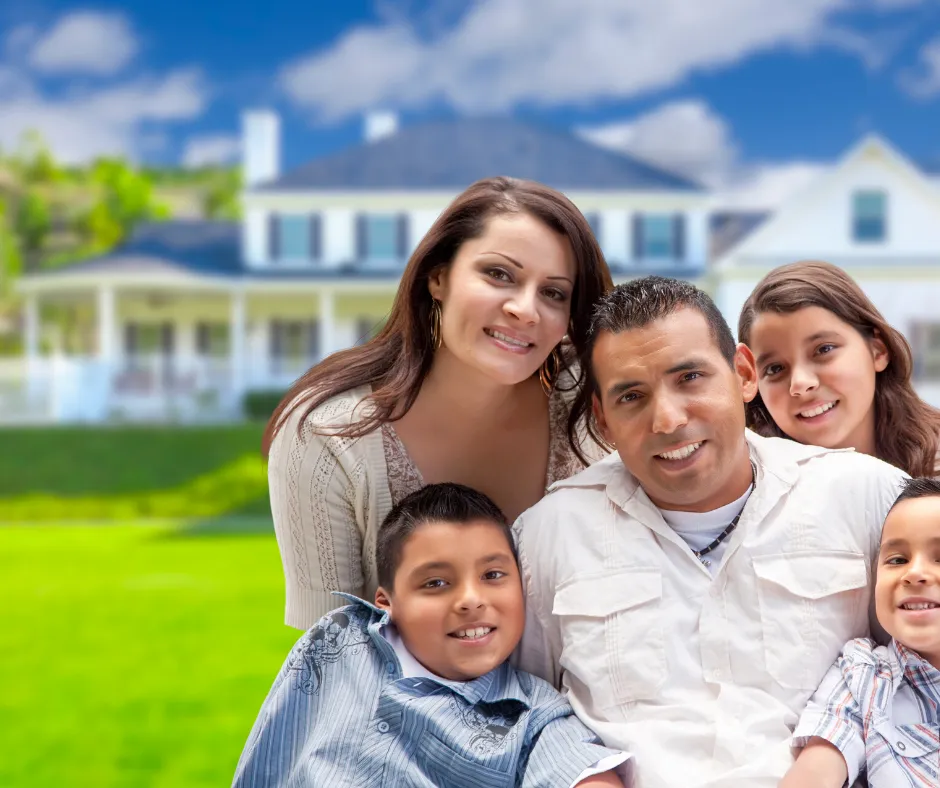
(539, 345, 562, 397)
(429, 299, 443, 350)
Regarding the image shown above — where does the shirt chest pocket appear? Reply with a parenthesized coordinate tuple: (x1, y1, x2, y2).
(752, 551, 868, 691)
(413, 732, 514, 788)
(868, 721, 940, 783)
(553, 570, 665, 709)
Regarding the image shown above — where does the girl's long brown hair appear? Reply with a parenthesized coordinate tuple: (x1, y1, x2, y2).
(262, 176, 614, 462)
(738, 260, 940, 477)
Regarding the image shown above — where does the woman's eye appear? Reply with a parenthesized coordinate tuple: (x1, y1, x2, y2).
(486, 268, 512, 282)
(543, 288, 568, 302)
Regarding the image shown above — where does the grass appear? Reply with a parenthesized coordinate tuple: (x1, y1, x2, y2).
(0, 520, 299, 788)
(0, 424, 270, 521)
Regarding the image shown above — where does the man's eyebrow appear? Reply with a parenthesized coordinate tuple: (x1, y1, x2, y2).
(605, 359, 711, 398)
(481, 251, 573, 283)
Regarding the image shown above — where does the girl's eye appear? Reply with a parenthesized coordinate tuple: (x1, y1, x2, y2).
(483, 570, 507, 581)
(762, 363, 783, 377)
(816, 343, 837, 356)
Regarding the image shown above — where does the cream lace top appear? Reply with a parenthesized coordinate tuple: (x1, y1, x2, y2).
(268, 380, 607, 629)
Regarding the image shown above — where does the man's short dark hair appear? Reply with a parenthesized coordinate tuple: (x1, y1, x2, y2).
(585, 276, 737, 389)
(889, 477, 940, 513)
(376, 482, 515, 590)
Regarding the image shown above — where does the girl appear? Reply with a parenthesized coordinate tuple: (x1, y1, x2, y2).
(738, 260, 940, 478)
(263, 176, 613, 629)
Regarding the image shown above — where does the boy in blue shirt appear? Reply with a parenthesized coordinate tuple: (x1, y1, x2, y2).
(233, 482, 631, 787)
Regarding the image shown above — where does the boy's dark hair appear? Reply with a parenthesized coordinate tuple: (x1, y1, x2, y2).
(889, 476, 940, 512)
(376, 482, 515, 590)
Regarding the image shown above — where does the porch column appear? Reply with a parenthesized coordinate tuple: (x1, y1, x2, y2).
(24, 292, 40, 397)
(318, 288, 336, 360)
(230, 288, 246, 399)
(96, 286, 115, 361)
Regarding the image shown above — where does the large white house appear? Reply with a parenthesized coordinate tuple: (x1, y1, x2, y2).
(714, 134, 940, 406)
(8, 111, 711, 423)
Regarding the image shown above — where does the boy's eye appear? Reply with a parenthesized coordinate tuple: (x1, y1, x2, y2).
(885, 556, 908, 566)
(483, 570, 507, 581)
(423, 579, 447, 589)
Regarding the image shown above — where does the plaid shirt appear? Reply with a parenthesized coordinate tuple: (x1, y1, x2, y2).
(793, 638, 940, 787)
(233, 594, 627, 788)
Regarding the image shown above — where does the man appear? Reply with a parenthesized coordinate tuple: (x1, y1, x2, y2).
(514, 276, 907, 788)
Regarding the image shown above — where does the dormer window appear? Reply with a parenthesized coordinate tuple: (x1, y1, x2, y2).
(356, 213, 409, 262)
(852, 191, 886, 243)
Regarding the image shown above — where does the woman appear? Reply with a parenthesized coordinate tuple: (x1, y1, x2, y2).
(263, 176, 613, 628)
(738, 260, 940, 478)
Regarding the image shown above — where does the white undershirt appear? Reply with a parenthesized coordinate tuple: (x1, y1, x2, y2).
(381, 625, 630, 785)
(659, 484, 753, 575)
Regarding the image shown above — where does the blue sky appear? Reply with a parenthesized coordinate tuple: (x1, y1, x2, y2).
(2, 1, 940, 205)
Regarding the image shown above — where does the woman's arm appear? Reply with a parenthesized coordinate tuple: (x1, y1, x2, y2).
(778, 738, 848, 788)
(268, 407, 366, 629)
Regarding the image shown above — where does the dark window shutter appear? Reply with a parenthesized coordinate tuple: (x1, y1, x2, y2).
(632, 214, 644, 260)
(196, 322, 208, 355)
(124, 323, 138, 354)
(161, 322, 175, 355)
(310, 214, 322, 260)
(309, 320, 321, 359)
(355, 214, 368, 259)
(268, 214, 280, 261)
(396, 213, 409, 259)
(270, 320, 282, 357)
(673, 214, 686, 260)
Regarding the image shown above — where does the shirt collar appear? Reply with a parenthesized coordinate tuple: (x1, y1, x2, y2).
(548, 429, 846, 515)
(330, 592, 531, 709)
(892, 640, 940, 707)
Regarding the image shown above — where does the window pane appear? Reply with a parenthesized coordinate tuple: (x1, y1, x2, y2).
(367, 215, 397, 258)
(852, 191, 886, 242)
(198, 322, 230, 357)
(135, 324, 163, 354)
(280, 216, 311, 259)
(642, 215, 674, 258)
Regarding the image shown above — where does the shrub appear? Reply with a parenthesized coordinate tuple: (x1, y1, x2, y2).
(243, 390, 285, 421)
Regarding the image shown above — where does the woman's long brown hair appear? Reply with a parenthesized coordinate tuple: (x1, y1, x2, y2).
(262, 176, 614, 463)
(738, 260, 940, 477)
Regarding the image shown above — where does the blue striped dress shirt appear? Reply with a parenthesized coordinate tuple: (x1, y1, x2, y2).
(233, 594, 626, 787)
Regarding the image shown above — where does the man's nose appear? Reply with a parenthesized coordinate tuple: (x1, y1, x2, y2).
(651, 394, 688, 435)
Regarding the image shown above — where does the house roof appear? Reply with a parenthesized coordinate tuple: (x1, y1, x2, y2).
(29, 220, 243, 278)
(710, 211, 770, 259)
(254, 117, 703, 193)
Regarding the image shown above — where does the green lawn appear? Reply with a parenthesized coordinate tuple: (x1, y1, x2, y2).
(0, 424, 270, 521)
(0, 520, 299, 788)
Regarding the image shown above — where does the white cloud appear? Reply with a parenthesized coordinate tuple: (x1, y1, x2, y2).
(579, 101, 737, 187)
(29, 11, 139, 76)
(277, 0, 926, 121)
(580, 98, 828, 208)
(181, 134, 241, 167)
(0, 68, 207, 163)
(898, 35, 940, 98)
(717, 162, 830, 209)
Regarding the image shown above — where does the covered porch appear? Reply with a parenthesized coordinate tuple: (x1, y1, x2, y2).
(8, 274, 395, 424)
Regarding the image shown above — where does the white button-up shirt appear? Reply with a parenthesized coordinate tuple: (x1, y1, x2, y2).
(514, 431, 908, 788)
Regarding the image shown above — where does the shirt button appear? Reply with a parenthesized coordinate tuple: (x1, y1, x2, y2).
(377, 721, 390, 734)
(897, 741, 906, 751)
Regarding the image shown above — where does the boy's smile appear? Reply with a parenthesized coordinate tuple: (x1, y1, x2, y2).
(875, 495, 940, 670)
(376, 519, 524, 682)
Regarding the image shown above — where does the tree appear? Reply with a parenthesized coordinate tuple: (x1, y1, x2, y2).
(0, 197, 23, 298)
(203, 168, 242, 220)
(14, 190, 51, 270)
(15, 130, 61, 184)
